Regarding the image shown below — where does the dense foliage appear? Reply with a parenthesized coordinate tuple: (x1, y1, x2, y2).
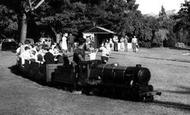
(174, 0, 190, 45)
(0, 0, 190, 47)
(0, 5, 18, 38)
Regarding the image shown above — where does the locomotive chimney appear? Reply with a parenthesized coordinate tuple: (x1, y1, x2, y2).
(136, 64, 141, 68)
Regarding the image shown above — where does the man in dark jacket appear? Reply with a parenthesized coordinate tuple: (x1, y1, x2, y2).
(72, 38, 86, 94)
(44, 48, 55, 64)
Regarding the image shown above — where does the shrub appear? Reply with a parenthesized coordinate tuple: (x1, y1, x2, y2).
(139, 41, 152, 48)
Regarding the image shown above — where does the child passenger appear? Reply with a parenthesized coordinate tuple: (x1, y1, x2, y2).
(99, 44, 110, 64)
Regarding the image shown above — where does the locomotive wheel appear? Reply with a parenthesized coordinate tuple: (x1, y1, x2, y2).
(131, 89, 141, 101)
(131, 85, 145, 101)
(145, 95, 154, 102)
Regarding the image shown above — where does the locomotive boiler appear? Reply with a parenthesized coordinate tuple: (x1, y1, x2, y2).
(17, 59, 161, 102)
(76, 60, 161, 101)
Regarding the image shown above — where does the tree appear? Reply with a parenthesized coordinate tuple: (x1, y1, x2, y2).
(177, 0, 190, 30)
(0, 5, 18, 39)
(151, 5, 177, 47)
(0, 0, 45, 43)
(1, 0, 167, 48)
(88, 0, 141, 36)
(159, 5, 167, 19)
(174, 0, 190, 45)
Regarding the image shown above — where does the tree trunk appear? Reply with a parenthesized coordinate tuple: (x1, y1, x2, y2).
(20, 13, 27, 43)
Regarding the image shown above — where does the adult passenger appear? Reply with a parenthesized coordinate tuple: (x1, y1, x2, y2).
(19, 46, 31, 65)
(99, 44, 110, 64)
(44, 48, 55, 64)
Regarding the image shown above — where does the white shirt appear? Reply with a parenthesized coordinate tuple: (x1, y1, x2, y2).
(132, 37, 137, 44)
(105, 42, 111, 52)
(89, 52, 97, 60)
(100, 46, 110, 57)
(16, 44, 30, 56)
(19, 50, 31, 64)
(60, 36, 68, 50)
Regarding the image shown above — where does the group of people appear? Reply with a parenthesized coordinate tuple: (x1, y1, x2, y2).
(55, 32, 76, 53)
(99, 35, 139, 53)
(86, 35, 139, 64)
(16, 40, 69, 66)
(16, 32, 140, 69)
(15, 34, 106, 68)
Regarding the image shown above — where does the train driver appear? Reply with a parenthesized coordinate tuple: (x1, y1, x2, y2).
(72, 38, 86, 94)
(73, 38, 86, 65)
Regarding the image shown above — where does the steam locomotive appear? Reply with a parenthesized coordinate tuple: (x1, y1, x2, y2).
(17, 59, 161, 102)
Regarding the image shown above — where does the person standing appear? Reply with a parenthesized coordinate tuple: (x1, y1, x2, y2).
(73, 39, 86, 64)
(132, 36, 138, 52)
(113, 35, 118, 51)
(67, 33, 75, 52)
(56, 32, 62, 44)
(60, 33, 68, 52)
(109, 38, 114, 51)
(72, 38, 86, 94)
(105, 39, 111, 52)
(120, 36, 125, 51)
(124, 35, 129, 52)
(88, 48, 98, 60)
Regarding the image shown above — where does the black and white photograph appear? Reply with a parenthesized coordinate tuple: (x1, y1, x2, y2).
(0, 0, 190, 114)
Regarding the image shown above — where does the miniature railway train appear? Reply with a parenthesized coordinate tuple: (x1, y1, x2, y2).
(16, 59, 161, 102)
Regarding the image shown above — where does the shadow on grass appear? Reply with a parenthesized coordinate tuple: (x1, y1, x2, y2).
(8, 65, 190, 112)
(152, 100, 190, 112)
(8, 64, 75, 91)
(141, 56, 190, 63)
(161, 86, 190, 95)
(169, 47, 190, 51)
(8, 64, 48, 86)
(153, 85, 190, 111)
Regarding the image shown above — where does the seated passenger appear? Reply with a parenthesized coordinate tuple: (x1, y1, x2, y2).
(35, 46, 45, 64)
(50, 44, 61, 56)
(37, 54, 44, 63)
(30, 50, 37, 62)
(63, 54, 70, 66)
(56, 55, 64, 63)
(44, 48, 55, 64)
(88, 49, 98, 60)
(19, 46, 31, 65)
